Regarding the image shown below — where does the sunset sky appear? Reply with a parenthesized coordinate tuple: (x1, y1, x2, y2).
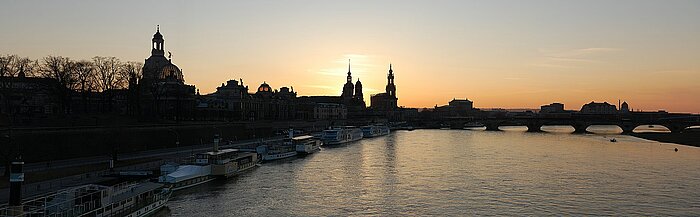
(2, 0, 699, 113)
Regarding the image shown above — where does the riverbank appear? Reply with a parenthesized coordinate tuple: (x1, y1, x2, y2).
(632, 130, 700, 147)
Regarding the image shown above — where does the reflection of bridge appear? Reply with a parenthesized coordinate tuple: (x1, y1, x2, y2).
(439, 112, 700, 134)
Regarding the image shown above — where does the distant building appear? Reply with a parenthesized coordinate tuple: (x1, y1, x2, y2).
(540, 103, 565, 113)
(354, 79, 363, 102)
(138, 26, 196, 121)
(338, 60, 366, 116)
(580, 101, 617, 114)
(341, 60, 354, 100)
(620, 101, 630, 112)
(313, 103, 347, 120)
(425, 98, 477, 119)
(448, 98, 474, 111)
(295, 96, 346, 120)
(370, 64, 398, 111)
(197, 80, 298, 121)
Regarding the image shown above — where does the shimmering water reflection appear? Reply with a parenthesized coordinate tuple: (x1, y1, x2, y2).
(165, 129, 700, 216)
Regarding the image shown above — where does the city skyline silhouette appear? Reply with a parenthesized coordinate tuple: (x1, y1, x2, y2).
(1, 0, 699, 113)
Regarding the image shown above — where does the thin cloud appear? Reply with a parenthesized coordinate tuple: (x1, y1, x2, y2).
(532, 47, 621, 69)
(559, 47, 622, 57)
(575, 47, 621, 53)
(546, 57, 599, 63)
(530, 63, 572, 69)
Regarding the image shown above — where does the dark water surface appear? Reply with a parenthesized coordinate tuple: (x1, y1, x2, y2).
(163, 129, 700, 216)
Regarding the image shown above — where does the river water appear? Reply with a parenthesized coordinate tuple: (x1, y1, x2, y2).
(161, 128, 700, 216)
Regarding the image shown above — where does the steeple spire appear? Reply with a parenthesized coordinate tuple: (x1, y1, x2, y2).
(346, 59, 352, 83)
(157, 25, 160, 32)
(386, 63, 396, 97)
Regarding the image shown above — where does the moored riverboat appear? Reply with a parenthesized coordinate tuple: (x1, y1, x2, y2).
(159, 134, 259, 190)
(256, 143, 298, 161)
(322, 126, 363, 145)
(197, 149, 259, 178)
(1, 182, 171, 217)
(361, 125, 390, 138)
(293, 135, 323, 155)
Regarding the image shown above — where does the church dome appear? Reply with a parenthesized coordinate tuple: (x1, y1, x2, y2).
(159, 63, 183, 82)
(257, 82, 272, 92)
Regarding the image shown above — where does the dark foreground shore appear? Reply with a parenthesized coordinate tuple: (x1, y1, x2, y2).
(632, 130, 700, 147)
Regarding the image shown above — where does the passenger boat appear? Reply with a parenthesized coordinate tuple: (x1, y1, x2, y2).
(321, 126, 363, 145)
(361, 125, 390, 138)
(196, 149, 259, 178)
(158, 134, 259, 190)
(1, 182, 171, 217)
(256, 143, 298, 161)
(293, 135, 323, 155)
(158, 163, 213, 191)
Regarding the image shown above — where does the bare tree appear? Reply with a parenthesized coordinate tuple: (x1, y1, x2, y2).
(74, 60, 95, 92)
(0, 54, 18, 78)
(73, 60, 96, 113)
(92, 56, 123, 92)
(14, 57, 37, 78)
(41, 55, 76, 89)
(40, 55, 77, 113)
(93, 56, 123, 112)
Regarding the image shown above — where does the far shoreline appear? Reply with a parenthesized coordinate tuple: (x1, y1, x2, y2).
(631, 130, 700, 148)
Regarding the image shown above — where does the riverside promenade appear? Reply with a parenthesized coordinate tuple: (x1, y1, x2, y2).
(0, 136, 285, 204)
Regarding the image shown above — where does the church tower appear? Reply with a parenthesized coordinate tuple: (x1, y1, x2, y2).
(341, 59, 354, 99)
(386, 64, 396, 97)
(354, 78, 363, 101)
(151, 25, 165, 56)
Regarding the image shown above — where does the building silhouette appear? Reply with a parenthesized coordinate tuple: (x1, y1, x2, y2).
(341, 60, 354, 100)
(540, 103, 565, 113)
(138, 26, 196, 121)
(337, 60, 366, 116)
(580, 101, 617, 114)
(620, 101, 630, 112)
(370, 64, 398, 111)
(196, 79, 299, 121)
(0, 27, 420, 126)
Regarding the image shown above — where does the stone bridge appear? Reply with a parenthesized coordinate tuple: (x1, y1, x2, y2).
(440, 112, 700, 134)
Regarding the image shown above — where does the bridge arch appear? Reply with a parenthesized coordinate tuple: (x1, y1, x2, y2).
(540, 125, 575, 133)
(586, 125, 623, 134)
(499, 126, 529, 132)
(631, 125, 671, 133)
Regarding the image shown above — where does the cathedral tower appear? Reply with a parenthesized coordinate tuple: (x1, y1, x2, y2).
(354, 78, 363, 101)
(386, 64, 396, 97)
(341, 59, 354, 99)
